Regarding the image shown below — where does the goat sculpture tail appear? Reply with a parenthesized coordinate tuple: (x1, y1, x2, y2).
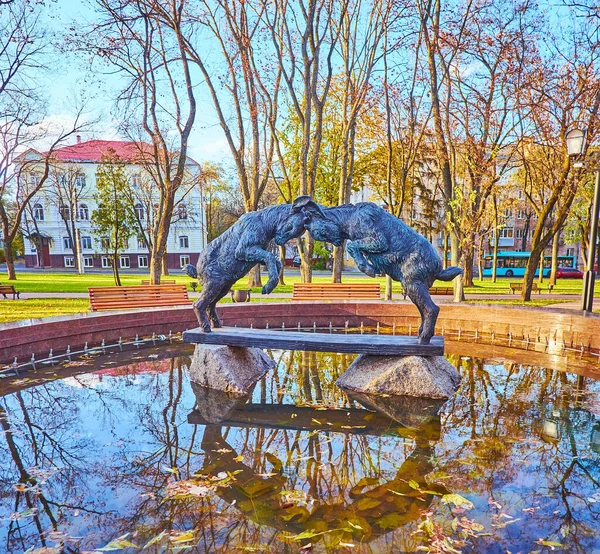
(185, 264, 198, 279)
(437, 266, 463, 281)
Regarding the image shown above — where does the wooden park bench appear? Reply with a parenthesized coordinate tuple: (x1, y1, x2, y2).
(0, 284, 20, 299)
(429, 286, 454, 295)
(140, 279, 176, 285)
(292, 283, 381, 301)
(509, 282, 541, 294)
(401, 285, 454, 299)
(89, 285, 189, 312)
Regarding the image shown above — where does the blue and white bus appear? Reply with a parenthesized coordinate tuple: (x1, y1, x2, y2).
(482, 252, 577, 278)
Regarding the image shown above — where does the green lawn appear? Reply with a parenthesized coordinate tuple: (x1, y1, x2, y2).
(0, 271, 594, 295)
(0, 299, 91, 323)
(0, 296, 291, 324)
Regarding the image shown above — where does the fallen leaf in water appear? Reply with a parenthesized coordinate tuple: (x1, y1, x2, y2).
(10, 508, 38, 520)
(535, 539, 563, 550)
(170, 530, 196, 544)
(143, 530, 168, 548)
(442, 494, 474, 510)
(96, 533, 138, 551)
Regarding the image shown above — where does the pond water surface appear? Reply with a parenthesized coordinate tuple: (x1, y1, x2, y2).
(0, 344, 599, 553)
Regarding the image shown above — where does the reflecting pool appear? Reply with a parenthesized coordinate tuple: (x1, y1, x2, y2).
(0, 344, 599, 553)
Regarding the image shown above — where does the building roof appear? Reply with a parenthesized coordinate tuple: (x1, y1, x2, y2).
(15, 138, 201, 168)
(48, 139, 151, 163)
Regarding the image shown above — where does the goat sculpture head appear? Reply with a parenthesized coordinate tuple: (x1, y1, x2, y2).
(273, 196, 318, 245)
(293, 196, 345, 247)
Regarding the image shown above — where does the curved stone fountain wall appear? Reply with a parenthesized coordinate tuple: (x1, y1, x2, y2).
(1, 302, 599, 372)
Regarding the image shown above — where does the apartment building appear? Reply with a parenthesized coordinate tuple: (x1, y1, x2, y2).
(17, 138, 207, 270)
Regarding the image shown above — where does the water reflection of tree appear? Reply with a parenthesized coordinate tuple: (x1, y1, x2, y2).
(0, 385, 114, 552)
(2, 348, 599, 553)
(441, 355, 600, 553)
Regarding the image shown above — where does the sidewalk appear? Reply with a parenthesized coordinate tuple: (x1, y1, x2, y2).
(15, 291, 583, 302)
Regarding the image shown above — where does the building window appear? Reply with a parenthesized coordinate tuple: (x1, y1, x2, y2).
(81, 236, 92, 250)
(75, 174, 86, 188)
(59, 204, 70, 220)
(78, 203, 89, 221)
(135, 203, 144, 220)
(516, 229, 523, 239)
(101, 256, 112, 268)
(63, 236, 73, 250)
(180, 255, 190, 268)
(517, 209, 526, 220)
(83, 256, 94, 268)
(64, 256, 75, 268)
(101, 237, 110, 250)
(504, 208, 512, 218)
(138, 255, 149, 268)
(566, 248, 575, 256)
(119, 256, 130, 269)
(33, 204, 44, 221)
(500, 227, 514, 238)
(179, 235, 189, 248)
(132, 174, 141, 187)
(137, 237, 146, 250)
(178, 203, 188, 220)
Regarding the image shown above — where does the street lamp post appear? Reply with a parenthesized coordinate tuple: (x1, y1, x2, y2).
(566, 128, 599, 312)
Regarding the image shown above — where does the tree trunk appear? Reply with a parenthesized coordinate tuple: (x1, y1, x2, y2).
(331, 243, 345, 283)
(492, 233, 499, 283)
(162, 253, 169, 276)
(463, 251, 474, 287)
(299, 234, 313, 283)
(443, 230, 449, 270)
(149, 253, 162, 285)
(538, 253, 544, 284)
(521, 245, 544, 301)
(4, 237, 16, 280)
(550, 232, 559, 286)
(112, 253, 121, 286)
(278, 245, 286, 286)
(69, 216, 81, 273)
(248, 264, 262, 288)
(385, 275, 393, 300)
(451, 231, 465, 302)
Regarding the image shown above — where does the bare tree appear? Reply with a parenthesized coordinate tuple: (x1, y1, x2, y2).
(330, 0, 393, 282)
(46, 164, 88, 272)
(85, 0, 197, 284)
(517, 16, 600, 300)
(262, 0, 347, 282)
(171, 0, 282, 287)
(0, 108, 88, 279)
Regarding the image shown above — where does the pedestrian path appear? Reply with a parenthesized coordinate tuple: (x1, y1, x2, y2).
(13, 291, 583, 303)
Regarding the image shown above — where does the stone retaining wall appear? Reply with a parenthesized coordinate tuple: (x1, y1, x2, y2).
(1, 301, 599, 365)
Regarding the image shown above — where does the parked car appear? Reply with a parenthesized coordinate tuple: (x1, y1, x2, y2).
(291, 255, 301, 267)
(555, 267, 584, 279)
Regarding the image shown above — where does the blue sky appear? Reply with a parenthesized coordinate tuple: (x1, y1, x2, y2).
(40, 0, 229, 163)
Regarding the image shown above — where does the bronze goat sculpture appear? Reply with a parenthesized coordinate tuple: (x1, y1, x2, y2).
(297, 198, 463, 344)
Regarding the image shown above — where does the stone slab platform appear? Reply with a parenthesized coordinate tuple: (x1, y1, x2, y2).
(183, 326, 444, 355)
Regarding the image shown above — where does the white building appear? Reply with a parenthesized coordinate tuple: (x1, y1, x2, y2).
(17, 138, 207, 270)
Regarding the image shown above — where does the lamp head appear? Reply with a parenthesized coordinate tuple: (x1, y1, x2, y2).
(566, 128, 587, 157)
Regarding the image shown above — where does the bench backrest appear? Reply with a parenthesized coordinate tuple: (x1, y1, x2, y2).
(292, 282, 380, 300)
(0, 285, 16, 291)
(89, 285, 189, 312)
(140, 279, 176, 285)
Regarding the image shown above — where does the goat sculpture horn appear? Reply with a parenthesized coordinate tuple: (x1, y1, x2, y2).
(291, 195, 325, 217)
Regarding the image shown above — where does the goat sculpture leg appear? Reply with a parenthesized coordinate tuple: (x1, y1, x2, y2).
(193, 280, 231, 332)
(239, 247, 281, 295)
(346, 236, 388, 277)
(404, 280, 440, 344)
(208, 283, 232, 328)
